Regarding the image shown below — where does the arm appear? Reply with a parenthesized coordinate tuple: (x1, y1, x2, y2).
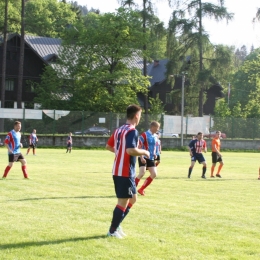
(213, 144, 221, 156)
(126, 147, 150, 158)
(5, 143, 13, 154)
(106, 144, 115, 153)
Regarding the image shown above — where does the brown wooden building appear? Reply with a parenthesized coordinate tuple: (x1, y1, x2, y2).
(0, 33, 61, 108)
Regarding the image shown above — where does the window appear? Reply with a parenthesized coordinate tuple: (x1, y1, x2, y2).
(166, 92, 172, 104)
(5, 80, 14, 91)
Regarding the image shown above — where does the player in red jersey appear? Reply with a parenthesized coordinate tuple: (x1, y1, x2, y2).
(2, 121, 29, 179)
(106, 104, 150, 238)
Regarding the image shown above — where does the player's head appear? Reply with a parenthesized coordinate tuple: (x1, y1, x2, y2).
(197, 132, 203, 140)
(14, 121, 21, 132)
(33, 129, 36, 133)
(126, 104, 142, 125)
(215, 130, 221, 138)
(69, 132, 72, 136)
(150, 121, 160, 133)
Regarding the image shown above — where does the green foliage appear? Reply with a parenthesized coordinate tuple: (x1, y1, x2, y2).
(36, 9, 150, 112)
(25, 0, 78, 38)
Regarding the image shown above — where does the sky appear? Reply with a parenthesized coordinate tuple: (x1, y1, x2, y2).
(76, 0, 260, 50)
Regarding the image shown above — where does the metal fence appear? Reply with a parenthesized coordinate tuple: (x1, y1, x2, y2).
(1, 109, 260, 139)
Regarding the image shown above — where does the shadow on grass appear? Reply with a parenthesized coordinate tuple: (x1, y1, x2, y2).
(0, 235, 108, 250)
(11, 195, 115, 201)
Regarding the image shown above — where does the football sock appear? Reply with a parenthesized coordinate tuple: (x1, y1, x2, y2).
(120, 203, 133, 224)
(217, 165, 223, 174)
(188, 167, 193, 176)
(140, 176, 153, 190)
(22, 165, 28, 178)
(211, 166, 215, 176)
(202, 166, 207, 175)
(3, 166, 11, 178)
(109, 205, 125, 234)
(135, 177, 140, 187)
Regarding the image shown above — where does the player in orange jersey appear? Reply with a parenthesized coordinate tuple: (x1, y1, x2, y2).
(211, 131, 224, 178)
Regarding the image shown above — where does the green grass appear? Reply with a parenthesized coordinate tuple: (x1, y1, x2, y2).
(0, 149, 260, 260)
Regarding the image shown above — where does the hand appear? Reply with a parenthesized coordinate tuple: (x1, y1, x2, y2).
(141, 157, 146, 164)
(145, 151, 150, 158)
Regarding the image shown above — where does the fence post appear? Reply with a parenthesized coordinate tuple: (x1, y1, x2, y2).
(22, 107, 25, 135)
(232, 116, 234, 139)
(81, 111, 84, 136)
(53, 110, 56, 136)
(161, 113, 164, 138)
(185, 116, 188, 138)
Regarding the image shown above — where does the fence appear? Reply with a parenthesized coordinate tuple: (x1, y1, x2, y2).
(0, 108, 260, 139)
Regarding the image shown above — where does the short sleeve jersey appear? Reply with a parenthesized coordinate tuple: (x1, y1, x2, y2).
(156, 138, 161, 155)
(139, 130, 158, 160)
(30, 133, 37, 144)
(212, 138, 220, 152)
(5, 130, 21, 154)
(107, 124, 138, 178)
(67, 136, 72, 144)
(189, 139, 207, 155)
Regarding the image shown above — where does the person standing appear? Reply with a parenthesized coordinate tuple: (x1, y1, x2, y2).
(66, 132, 73, 153)
(188, 132, 207, 179)
(211, 131, 224, 178)
(2, 121, 29, 179)
(26, 129, 38, 155)
(106, 104, 150, 238)
(135, 121, 160, 196)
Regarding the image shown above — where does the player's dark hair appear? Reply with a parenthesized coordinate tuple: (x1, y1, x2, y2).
(14, 121, 21, 126)
(197, 132, 202, 135)
(126, 104, 142, 119)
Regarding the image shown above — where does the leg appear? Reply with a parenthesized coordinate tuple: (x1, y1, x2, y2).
(188, 161, 196, 178)
(138, 167, 157, 195)
(20, 159, 29, 178)
(26, 148, 30, 155)
(202, 161, 207, 178)
(135, 166, 146, 187)
(211, 163, 216, 177)
(2, 162, 14, 178)
(258, 167, 260, 180)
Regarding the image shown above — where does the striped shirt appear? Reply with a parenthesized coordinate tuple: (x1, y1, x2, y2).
(5, 130, 21, 154)
(189, 139, 207, 155)
(107, 124, 138, 178)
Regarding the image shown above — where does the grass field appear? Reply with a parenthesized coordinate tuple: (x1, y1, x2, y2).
(0, 148, 260, 260)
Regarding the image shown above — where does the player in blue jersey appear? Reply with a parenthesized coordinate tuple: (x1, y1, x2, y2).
(135, 121, 160, 195)
(66, 132, 73, 153)
(188, 132, 207, 179)
(2, 121, 29, 179)
(26, 129, 38, 155)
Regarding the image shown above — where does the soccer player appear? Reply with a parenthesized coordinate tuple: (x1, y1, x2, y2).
(135, 121, 160, 196)
(26, 129, 38, 155)
(188, 132, 207, 179)
(2, 121, 29, 179)
(211, 130, 224, 178)
(106, 104, 150, 239)
(155, 132, 161, 167)
(66, 132, 73, 153)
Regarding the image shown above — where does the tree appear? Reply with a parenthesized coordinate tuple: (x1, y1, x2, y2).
(35, 9, 150, 112)
(25, 0, 78, 38)
(167, 0, 233, 116)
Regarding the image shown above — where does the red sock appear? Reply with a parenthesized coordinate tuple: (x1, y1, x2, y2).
(3, 166, 11, 178)
(22, 165, 28, 178)
(140, 176, 153, 190)
(135, 177, 140, 187)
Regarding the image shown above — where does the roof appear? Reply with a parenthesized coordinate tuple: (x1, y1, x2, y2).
(147, 59, 168, 86)
(24, 35, 62, 61)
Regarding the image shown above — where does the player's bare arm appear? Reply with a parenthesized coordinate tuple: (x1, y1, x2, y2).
(5, 143, 13, 154)
(214, 144, 221, 157)
(106, 144, 115, 153)
(126, 148, 150, 158)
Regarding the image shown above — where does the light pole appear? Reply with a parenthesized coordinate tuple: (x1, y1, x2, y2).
(181, 72, 185, 146)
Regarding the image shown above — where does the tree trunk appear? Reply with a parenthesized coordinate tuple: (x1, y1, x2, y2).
(198, 0, 203, 117)
(17, 0, 25, 108)
(143, 0, 149, 128)
(0, 0, 9, 132)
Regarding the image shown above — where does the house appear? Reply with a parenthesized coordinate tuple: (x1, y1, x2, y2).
(141, 59, 224, 115)
(0, 33, 61, 108)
